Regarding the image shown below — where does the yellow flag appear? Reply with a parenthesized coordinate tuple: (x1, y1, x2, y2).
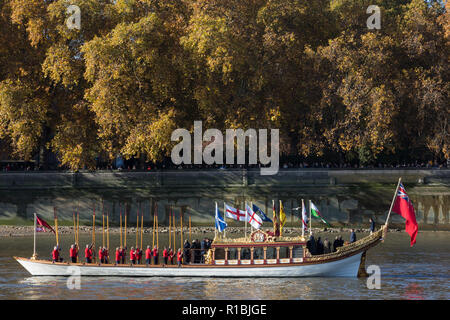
(279, 200, 286, 234)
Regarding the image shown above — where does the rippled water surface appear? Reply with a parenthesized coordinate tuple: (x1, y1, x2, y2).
(0, 231, 448, 299)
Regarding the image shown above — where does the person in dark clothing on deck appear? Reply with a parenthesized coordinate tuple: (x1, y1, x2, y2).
(333, 236, 339, 252)
(306, 235, 316, 255)
(183, 240, 191, 264)
(323, 238, 331, 254)
(316, 237, 324, 255)
(369, 218, 376, 234)
(350, 229, 357, 243)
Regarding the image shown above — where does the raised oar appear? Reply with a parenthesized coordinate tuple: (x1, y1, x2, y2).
(119, 204, 122, 248)
(124, 207, 127, 248)
(92, 206, 96, 263)
(180, 208, 183, 247)
(136, 206, 139, 248)
(169, 206, 172, 248)
(107, 211, 110, 255)
(54, 207, 59, 246)
(141, 206, 144, 250)
(152, 202, 156, 248)
(156, 202, 159, 249)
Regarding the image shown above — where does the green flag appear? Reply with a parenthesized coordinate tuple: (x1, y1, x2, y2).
(310, 202, 331, 227)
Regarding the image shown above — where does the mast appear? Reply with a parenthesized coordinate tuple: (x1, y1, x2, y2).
(301, 199, 305, 238)
(384, 177, 402, 229)
(33, 213, 36, 259)
(309, 200, 312, 236)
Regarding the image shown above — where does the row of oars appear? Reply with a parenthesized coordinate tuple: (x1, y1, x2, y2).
(53, 203, 193, 264)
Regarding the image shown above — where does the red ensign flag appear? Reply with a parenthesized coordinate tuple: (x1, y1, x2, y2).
(392, 183, 418, 246)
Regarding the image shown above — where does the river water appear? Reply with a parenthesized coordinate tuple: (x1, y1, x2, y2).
(0, 231, 448, 300)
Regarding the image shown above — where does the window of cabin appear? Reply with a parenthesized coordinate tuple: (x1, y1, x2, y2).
(215, 248, 225, 260)
(292, 246, 303, 258)
(253, 247, 263, 260)
(279, 246, 289, 259)
(240, 247, 251, 260)
(266, 247, 277, 259)
(228, 248, 238, 260)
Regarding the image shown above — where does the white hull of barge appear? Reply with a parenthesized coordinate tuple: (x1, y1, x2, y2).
(16, 252, 363, 278)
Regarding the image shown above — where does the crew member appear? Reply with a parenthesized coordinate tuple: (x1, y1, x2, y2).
(145, 246, 152, 265)
(153, 246, 159, 265)
(163, 247, 168, 265)
(130, 247, 136, 265)
(350, 229, 357, 243)
(121, 246, 127, 264)
(52, 246, 59, 263)
(104, 247, 109, 264)
(99, 246, 104, 264)
(177, 248, 183, 267)
(168, 248, 174, 265)
(69, 244, 78, 263)
(136, 247, 142, 264)
(115, 247, 121, 265)
(85, 244, 93, 263)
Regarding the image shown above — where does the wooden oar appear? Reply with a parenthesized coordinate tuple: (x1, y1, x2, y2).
(54, 207, 59, 246)
(107, 211, 110, 253)
(169, 206, 172, 248)
(124, 207, 127, 248)
(173, 212, 176, 251)
(119, 204, 122, 248)
(180, 208, 183, 247)
(156, 202, 159, 249)
(140, 205, 143, 250)
(92, 206, 96, 263)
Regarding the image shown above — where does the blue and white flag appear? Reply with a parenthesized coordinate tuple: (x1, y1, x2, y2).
(215, 202, 227, 232)
(252, 204, 272, 223)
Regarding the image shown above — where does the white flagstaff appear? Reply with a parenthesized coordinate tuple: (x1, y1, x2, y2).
(301, 199, 305, 238)
(33, 213, 37, 259)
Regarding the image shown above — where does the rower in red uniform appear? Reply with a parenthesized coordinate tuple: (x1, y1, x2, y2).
(152, 246, 159, 265)
(52, 246, 59, 263)
(168, 248, 174, 265)
(99, 246, 104, 264)
(130, 247, 136, 265)
(69, 244, 78, 263)
(177, 248, 183, 267)
(121, 246, 127, 264)
(104, 247, 109, 264)
(136, 247, 142, 264)
(115, 247, 121, 265)
(145, 246, 152, 265)
(163, 247, 168, 265)
(85, 244, 93, 263)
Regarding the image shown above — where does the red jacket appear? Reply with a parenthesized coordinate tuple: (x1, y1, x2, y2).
(130, 249, 136, 260)
(177, 251, 182, 262)
(145, 248, 152, 259)
(153, 248, 158, 257)
(52, 249, 59, 261)
(69, 247, 77, 258)
(163, 249, 168, 258)
(99, 250, 104, 260)
(85, 248, 92, 258)
(115, 250, 121, 261)
(136, 249, 142, 259)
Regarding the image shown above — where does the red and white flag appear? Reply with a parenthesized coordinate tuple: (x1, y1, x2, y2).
(393, 183, 418, 246)
(246, 204, 263, 229)
(36, 214, 55, 233)
(224, 203, 247, 222)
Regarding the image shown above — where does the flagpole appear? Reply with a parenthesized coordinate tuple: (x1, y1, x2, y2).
(215, 202, 218, 240)
(309, 200, 312, 236)
(244, 201, 248, 241)
(301, 199, 305, 238)
(223, 202, 226, 239)
(33, 213, 37, 259)
(384, 177, 402, 229)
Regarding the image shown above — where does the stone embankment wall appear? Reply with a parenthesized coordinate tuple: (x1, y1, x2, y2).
(0, 169, 448, 229)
